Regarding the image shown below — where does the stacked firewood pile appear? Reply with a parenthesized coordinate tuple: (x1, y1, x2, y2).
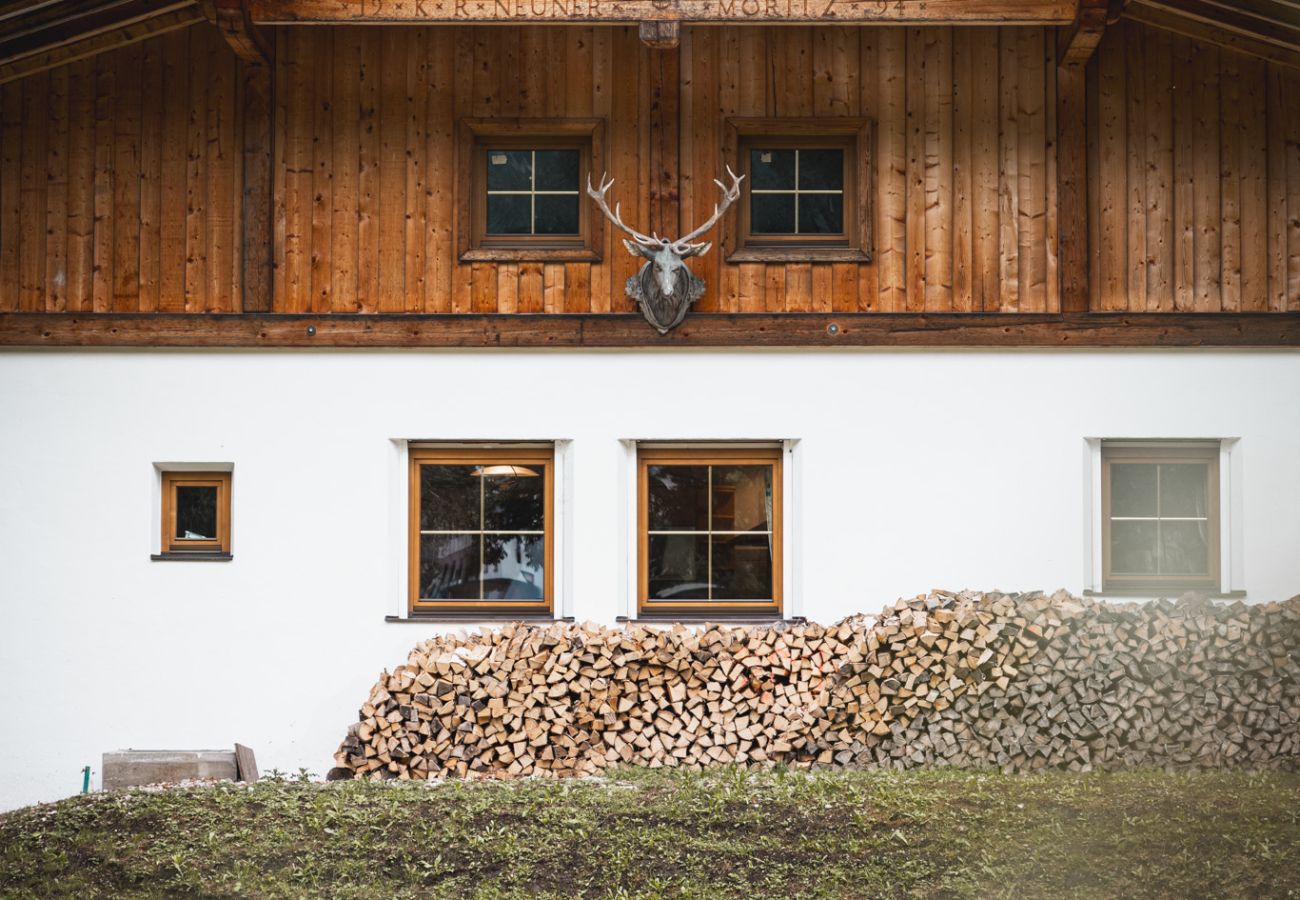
(333, 590, 1300, 780)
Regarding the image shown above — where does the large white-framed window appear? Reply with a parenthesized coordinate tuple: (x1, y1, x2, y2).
(1084, 438, 1242, 597)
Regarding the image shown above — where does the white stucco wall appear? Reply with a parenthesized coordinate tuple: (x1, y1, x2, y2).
(1, 348, 1297, 810)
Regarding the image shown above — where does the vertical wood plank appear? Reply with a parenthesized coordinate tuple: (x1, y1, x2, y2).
(1043, 31, 1058, 313)
(1016, 27, 1045, 311)
(518, 261, 543, 313)
(207, 37, 237, 312)
(972, 31, 1000, 310)
(404, 27, 426, 313)
(0, 83, 19, 309)
(950, 28, 973, 312)
(137, 41, 162, 312)
(312, 30, 335, 314)
(738, 26, 767, 313)
(1238, 56, 1267, 312)
(424, 27, 454, 313)
(1219, 48, 1242, 312)
(564, 260, 590, 313)
(923, 27, 952, 312)
(110, 46, 140, 311)
(542, 261, 565, 313)
(1123, 24, 1147, 312)
(378, 28, 407, 312)
(811, 263, 832, 313)
(358, 28, 381, 312)
(905, 27, 925, 312)
(1095, 29, 1125, 311)
(1287, 68, 1300, 310)
(1266, 63, 1288, 311)
(609, 27, 641, 313)
(1192, 42, 1220, 311)
(1144, 27, 1174, 312)
(65, 58, 95, 311)
(998, 28, 1021, 310)
(856, 27, 877, 312)
(590, 25, 613, 313)
(45, 66, 69, 312)
(279, 27, 310, 313)
(158, 32, 188, 312)
(496, 263, 518, 313)
(93, 53, 117, 311)
(332, 28, 360, 312)
(1172, 34, 1195, 310)
(786, 262, 812, 311)
(20, 73, 50, 311)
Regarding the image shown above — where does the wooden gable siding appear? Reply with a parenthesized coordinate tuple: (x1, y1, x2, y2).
(1087, 19, 1300, 313)
(0, 25, 243, 313)
(271, 24, 1058, 315)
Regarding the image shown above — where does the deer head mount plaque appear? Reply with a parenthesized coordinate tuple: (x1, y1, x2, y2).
(587, 167, 744, 334)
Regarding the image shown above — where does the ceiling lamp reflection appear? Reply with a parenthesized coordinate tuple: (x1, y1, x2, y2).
(471, 465, 541, 478)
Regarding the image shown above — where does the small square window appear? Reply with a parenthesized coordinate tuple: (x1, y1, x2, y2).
(409, 448, 554, 616)
(1101, 444, 1220, 592)
(160, 471, 231, 557)
(458, 119, 604, 262)
(725, 118, 872, 263)
(637, 447, 782, 618)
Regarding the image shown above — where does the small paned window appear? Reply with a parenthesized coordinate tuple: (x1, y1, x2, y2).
(748, 147, 845, 236)
(638, 447, 782, 618)
(1102, 444, 1219, 591)
(725, 119, 872, 262)
(160, 471, 231, 557)
(485, 149, 581, 237)
(458, 119, 604, 262)
(409, 448, 554, 616)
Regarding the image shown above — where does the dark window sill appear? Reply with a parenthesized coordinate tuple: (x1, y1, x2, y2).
(1084, 589, 1245, 599)
(726, 247, 870, 264)
(151, 552, 233, 562)
(386, 614, 574, 624)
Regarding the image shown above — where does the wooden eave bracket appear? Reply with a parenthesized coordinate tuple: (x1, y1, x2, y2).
(639, 20, 679, 50)
(1057, 0, 1110, 67)
(202, 0, 271, 68)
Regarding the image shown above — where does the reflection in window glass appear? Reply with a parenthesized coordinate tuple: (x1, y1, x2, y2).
(645, 462, 774, 602)
(417, 463, 546, 601)
(1108, 460, 1210, 578)
(175, 486, 218, 540)
(749, 147, 844, 235)
(485, 149, 580, 237)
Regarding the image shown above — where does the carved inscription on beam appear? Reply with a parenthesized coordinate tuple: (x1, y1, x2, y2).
(248, 0, 1077, 25)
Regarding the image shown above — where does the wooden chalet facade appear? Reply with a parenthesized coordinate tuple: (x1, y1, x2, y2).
(0, 0, 1297, 342)
(0, 0, 1298, 807)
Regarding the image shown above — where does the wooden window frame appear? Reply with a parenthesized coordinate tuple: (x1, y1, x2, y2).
(1100, 444, 1220, 592)
(723, 117, 873, 263)
(637, 446, 783, 619)
(408, 447, 555, 617)
(456, 118, 605, 263)
(160, 471, 232, 556)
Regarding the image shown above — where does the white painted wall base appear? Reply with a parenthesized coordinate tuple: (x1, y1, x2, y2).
(1, 349, 1297, 809)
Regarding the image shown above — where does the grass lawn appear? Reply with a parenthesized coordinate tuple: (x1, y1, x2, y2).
(1, 768, 1298, 898)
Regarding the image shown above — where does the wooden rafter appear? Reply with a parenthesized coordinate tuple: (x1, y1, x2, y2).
(247, 0, 1079, 25)
(1122, 0, 1300, 69)
(0, 0, 203, 85)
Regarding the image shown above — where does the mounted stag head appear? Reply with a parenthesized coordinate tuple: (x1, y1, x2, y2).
(587, 167, 744, 334)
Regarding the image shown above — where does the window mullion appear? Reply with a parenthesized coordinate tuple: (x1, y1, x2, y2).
(479, 473, 487, 601)
(706, 465, 713, 601)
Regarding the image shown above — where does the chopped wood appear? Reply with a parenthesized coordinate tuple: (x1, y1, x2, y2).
(334, 590, 1300, 780)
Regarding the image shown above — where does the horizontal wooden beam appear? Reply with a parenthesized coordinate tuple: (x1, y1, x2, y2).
(248, 0, 1078, 25)
(0, 3, 203, 84)
(2, 312, 1298, 348)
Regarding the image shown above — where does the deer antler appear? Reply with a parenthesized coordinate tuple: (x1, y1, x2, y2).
(586, 173, 661, 248)
(671, 165, 745, 253)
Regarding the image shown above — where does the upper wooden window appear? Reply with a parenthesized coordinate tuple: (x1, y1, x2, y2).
(724, 118, 873, 263)
(457, 119, 604, 262)
(408, 447, 554, 616)
(1101, 444, 1219, 592)
(637, 447, 782, 619)
(160, 471, 231, 557)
